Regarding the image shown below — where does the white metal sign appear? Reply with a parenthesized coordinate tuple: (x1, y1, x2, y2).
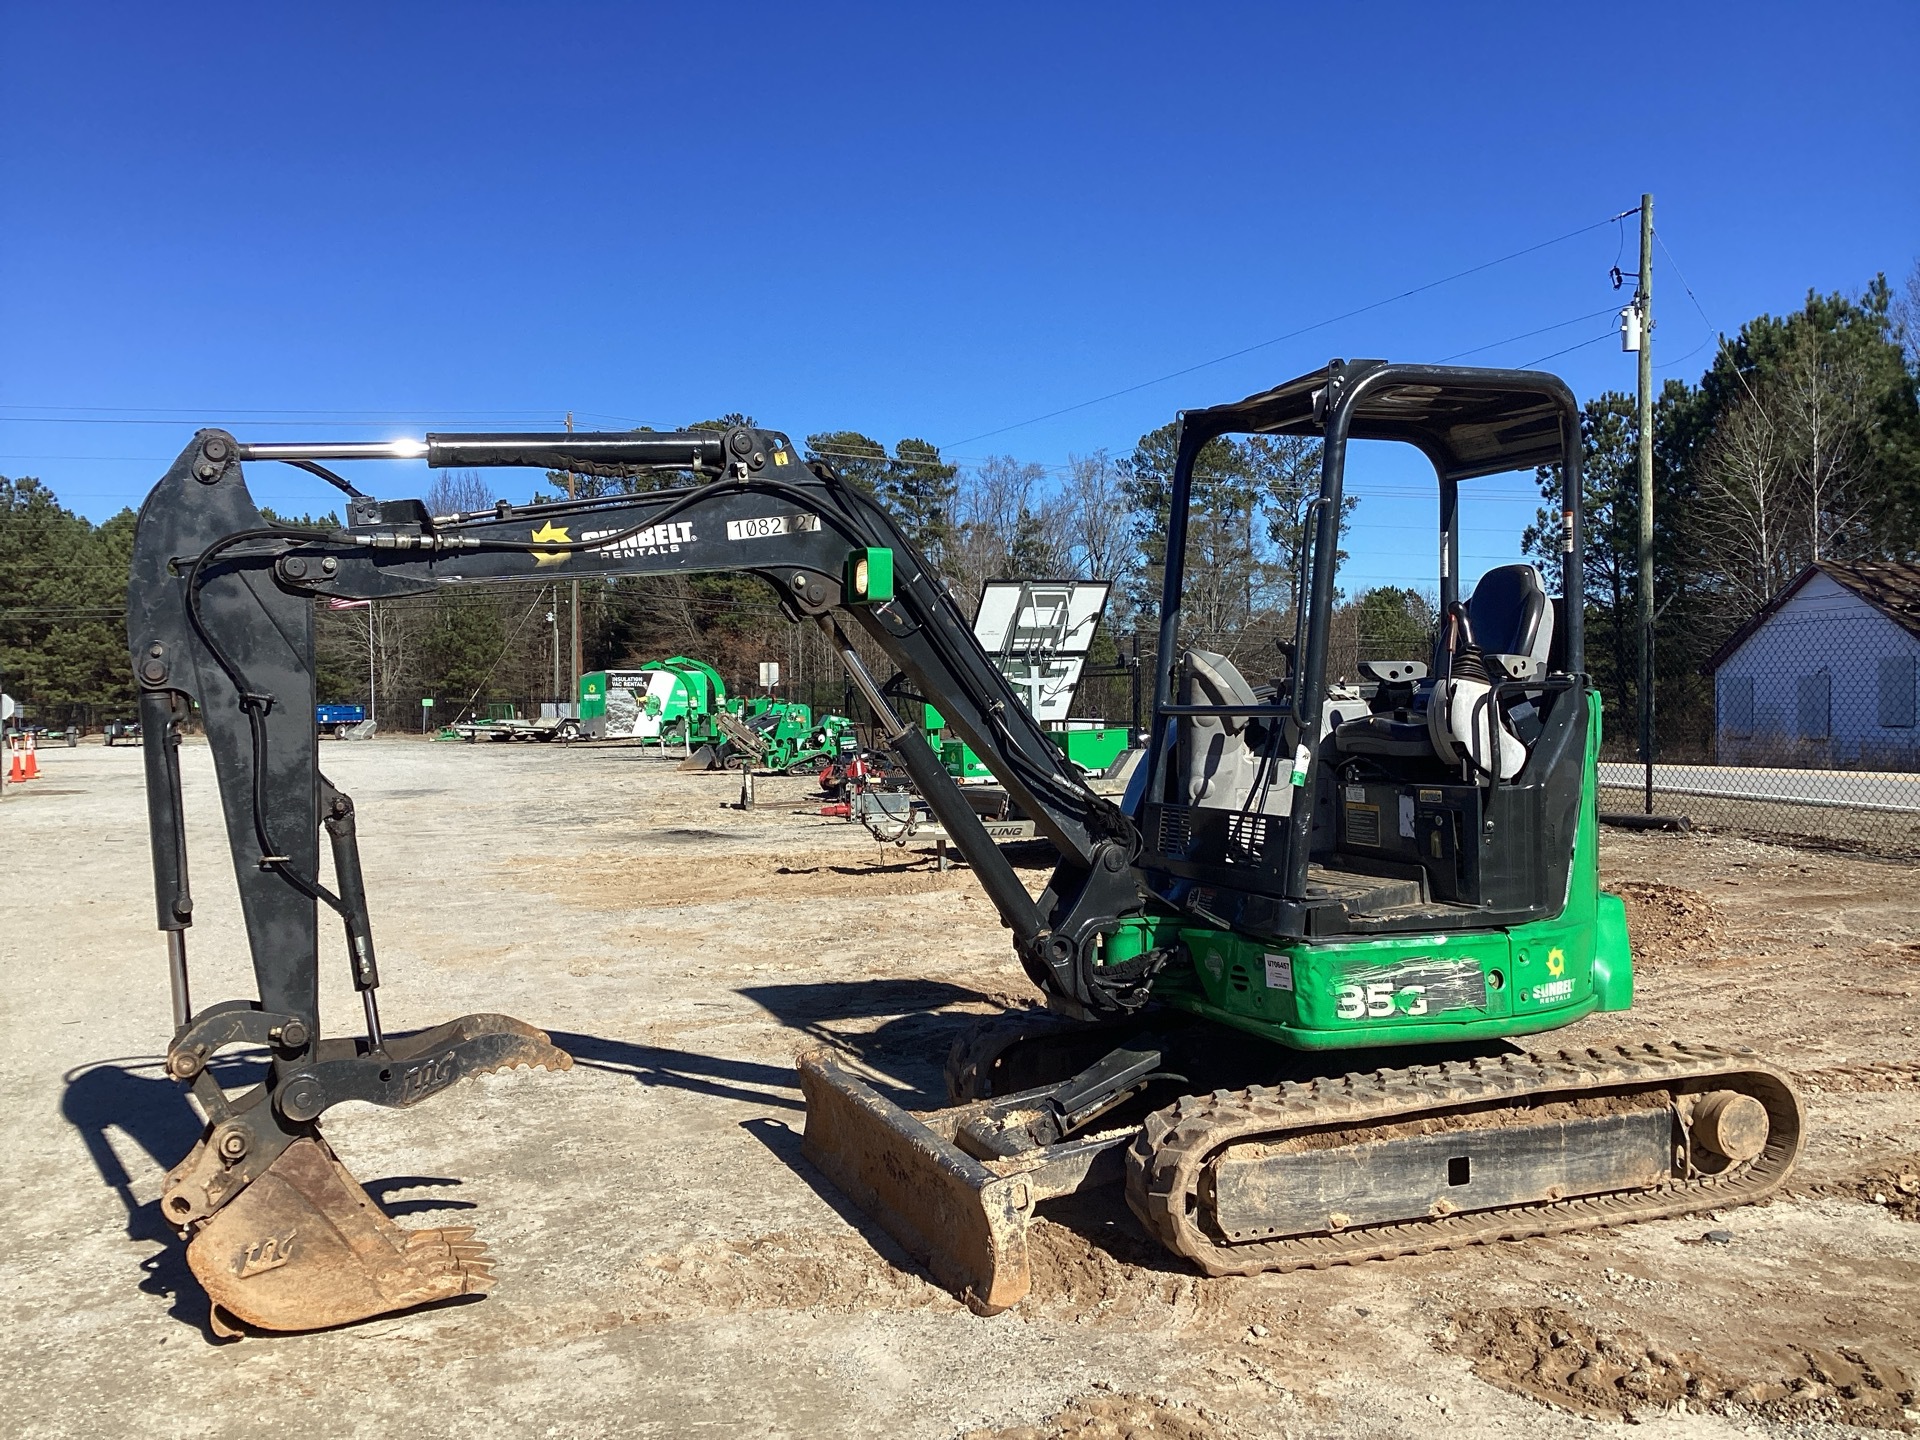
(759, 661, 781, 687)
(971, 580, 1111, 723)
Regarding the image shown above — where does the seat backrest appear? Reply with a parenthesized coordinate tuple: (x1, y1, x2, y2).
(1184, 649, 1261, 725)
(1177, 649, 1276, 812)
(1467, 564, 1553, 680)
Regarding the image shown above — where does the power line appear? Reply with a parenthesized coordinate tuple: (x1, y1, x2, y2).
(1653, 229, 1763, 409)
(1518, 329, 1618, 369)
(1438, 306, 1621, 363)
(940, 211, 1627, 448)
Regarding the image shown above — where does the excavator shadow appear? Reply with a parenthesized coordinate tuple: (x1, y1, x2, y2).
(738, 978, 1009, 1107)
(60, 1055, 479, 1341)
(544, 1031, 808, 1112)
(547, 976, 997, 1113)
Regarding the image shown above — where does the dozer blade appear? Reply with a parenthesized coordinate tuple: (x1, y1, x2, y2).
(796, 1049, 1127, 1314)
(679, 743, 722, 771)
(189, 1136, 495, 1335)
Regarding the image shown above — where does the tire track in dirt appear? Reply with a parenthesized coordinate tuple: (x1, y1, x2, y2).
(1446, 1304, 1919, 1428)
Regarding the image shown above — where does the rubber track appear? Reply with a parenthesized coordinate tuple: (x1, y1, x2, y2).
(943, 1011, 1082, 1104)
(1124, 1041, 1804, 1277)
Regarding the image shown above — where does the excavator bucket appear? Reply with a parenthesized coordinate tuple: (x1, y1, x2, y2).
(181, 1017, 573, 1335)
(189, 1136, 496, 1336)
(679, 743, 723, 771)
(796, 1049, 1127, 1314)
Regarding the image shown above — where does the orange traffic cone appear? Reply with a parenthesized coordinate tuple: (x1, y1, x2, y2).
(22, 744, 37, 779)
(6, 749, 21, 784)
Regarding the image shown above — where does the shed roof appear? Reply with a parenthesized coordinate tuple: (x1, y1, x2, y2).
(1705, 561, 1920, 671)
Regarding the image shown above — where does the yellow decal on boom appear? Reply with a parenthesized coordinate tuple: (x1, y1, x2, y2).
(531, 521, 571, 566)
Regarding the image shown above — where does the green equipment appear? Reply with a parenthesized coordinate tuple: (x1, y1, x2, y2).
(576, 656, 738, 748)
(128, 366, 1801, 1336)
(941, 724, 1130, 781)
(710, 699, 856, 773)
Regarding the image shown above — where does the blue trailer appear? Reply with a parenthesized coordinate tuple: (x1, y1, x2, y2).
(316, 703, 367, 735)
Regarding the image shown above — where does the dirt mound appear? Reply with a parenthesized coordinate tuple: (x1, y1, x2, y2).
(1610, 881, 1722, 966)
(1016, 1194, 1281, 1329)
(961, 1391, 1233, 1440)
(1022, 1213, 1214, 1321)
(1447, 1305, 1917, 1429)
(625, 1230, 954, 1316)
(1853, 1157, 1920, 1222)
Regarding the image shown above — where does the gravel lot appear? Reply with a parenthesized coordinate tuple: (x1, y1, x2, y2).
(4, 739, 1917, 1439)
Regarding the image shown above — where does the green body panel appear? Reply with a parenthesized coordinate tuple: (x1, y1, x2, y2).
(643, 655, 727, 713)
(941, 738, 994, 779)
(1053, 726, 1129, 773)
(578, 671, 610, 721)
(1107, 689, 1632, 1052)
(940, 726, 1131, 782)
(743, 702, 855, 770)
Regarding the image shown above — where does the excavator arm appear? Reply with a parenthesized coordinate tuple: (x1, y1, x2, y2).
(126, 422, 1152, 1331)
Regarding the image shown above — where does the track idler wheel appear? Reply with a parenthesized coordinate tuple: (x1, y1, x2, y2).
(189, 1136, 495, 1336)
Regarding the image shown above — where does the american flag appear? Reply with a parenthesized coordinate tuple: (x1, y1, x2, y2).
(327, 597, 372, 610)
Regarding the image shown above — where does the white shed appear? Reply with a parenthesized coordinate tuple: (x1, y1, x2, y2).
(1707, 562, 1920, 769)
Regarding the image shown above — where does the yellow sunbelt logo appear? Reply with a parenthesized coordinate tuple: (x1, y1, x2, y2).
(1546, 947, 1566, 978)
(530, 521, 570, 565)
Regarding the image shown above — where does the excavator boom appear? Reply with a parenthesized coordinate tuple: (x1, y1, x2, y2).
(128, 422, 1149, 1331)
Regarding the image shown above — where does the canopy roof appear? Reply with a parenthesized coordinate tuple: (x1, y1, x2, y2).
(1185, 360, 1577, 482)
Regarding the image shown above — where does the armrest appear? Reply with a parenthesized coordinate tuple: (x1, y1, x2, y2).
(1359, 659, 1427, 684)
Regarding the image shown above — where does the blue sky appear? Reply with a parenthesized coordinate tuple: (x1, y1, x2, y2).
(3, 2, 1915, 593)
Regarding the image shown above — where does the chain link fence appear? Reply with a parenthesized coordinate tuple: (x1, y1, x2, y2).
(1603, 597, 1920, 858)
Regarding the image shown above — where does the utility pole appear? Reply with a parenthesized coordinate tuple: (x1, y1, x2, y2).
(549, 586, 561, 704)
(1634, 193, 1656, 814)
(566, 411, 582, 717)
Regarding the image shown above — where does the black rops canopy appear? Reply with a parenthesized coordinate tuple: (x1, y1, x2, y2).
(1182, 360, 1577, 481)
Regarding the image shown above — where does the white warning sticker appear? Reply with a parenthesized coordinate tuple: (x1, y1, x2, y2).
(1263, 953, 1294, 991)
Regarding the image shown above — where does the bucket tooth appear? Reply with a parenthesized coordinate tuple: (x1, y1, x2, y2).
(187, 1136, 497, 1334)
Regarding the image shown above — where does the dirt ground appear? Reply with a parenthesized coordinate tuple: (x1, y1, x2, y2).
(3, 740, 1918, 1439)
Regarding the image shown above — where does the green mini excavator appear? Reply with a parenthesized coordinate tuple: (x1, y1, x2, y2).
(128, 360, 1801, 1332)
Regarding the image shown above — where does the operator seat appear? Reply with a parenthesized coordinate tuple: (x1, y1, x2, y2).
(1179, 649, 1278, 812)
(1335, 563, 1555, 780)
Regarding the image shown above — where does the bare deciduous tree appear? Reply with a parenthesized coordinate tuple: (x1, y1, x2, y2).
(1695, 388, 1799, 619)
(947, 455, 1066, 613)
(426, 468, 496, 517)
(1893, 257, 1920, 371)
(1059, 450, 1133, 587)
(1694, 327, 1884, 619)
